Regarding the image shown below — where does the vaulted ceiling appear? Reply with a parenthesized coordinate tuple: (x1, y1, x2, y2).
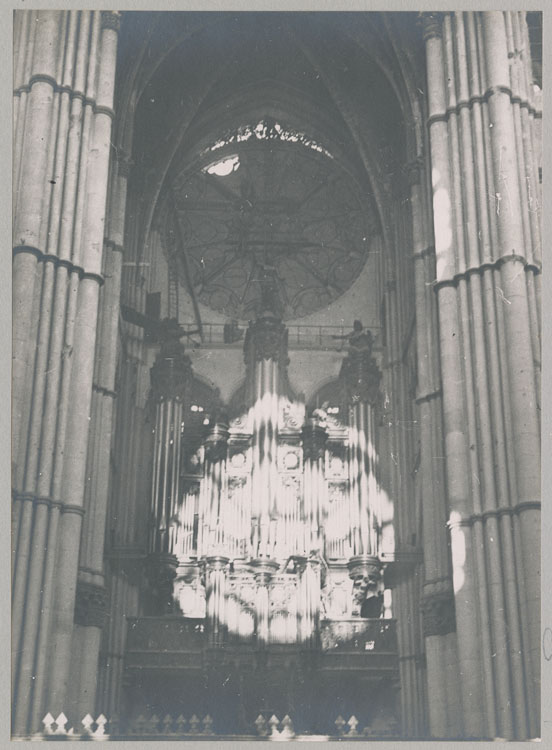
(114, 12, 426, 320)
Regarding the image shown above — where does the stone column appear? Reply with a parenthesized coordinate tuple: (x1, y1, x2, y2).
(481, 16, 540, 731)
(67, 147, 132, 724)
(11, 10, 120, 735)
(97, 552, 143, 721)
(67, 583, 109, 721)
(244, 314, 288, 558)
(378, 211, 428, 738)
(423, 11, 540, 739)
(97, 210, 152, 719)
(408, 146, 461, 737)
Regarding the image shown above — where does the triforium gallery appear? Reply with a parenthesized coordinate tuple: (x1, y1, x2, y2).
(12, 10, 542, 741)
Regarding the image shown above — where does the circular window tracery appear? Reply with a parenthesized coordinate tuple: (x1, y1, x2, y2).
(163, 121, 376, 321)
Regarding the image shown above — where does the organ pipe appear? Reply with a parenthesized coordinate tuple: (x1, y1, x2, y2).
(252, 559, 279, 648)
(205, 556, 230, 647)
(147, 323, 192, 613)
(203, 422, 230, 555)
(339, 329, 382, 558)
(302, 418, 328, 555)
(338, 329, 384, 621)
(243, 314, 288, 559)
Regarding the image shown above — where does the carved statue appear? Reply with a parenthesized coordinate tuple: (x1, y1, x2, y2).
(352, 573, 383, 619)
(157, 316, 188, 352)
(311, 400, 329, 427)
(337, 321, 380, 405)
(150, 318, 192, 401)
(333, 320, 374, 354)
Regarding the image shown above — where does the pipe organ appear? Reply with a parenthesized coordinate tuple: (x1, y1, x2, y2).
(148, 314, 386, 644)
(146, 323, 193, 613)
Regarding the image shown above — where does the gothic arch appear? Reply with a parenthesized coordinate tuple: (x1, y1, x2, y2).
(114, 12, 425, 272)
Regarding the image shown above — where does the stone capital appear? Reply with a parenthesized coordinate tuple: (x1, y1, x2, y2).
(419, 12, 445, 42)
(74, 581, 109, 628)
(101, 11, 122, 32)
(421, 589, 456, 636)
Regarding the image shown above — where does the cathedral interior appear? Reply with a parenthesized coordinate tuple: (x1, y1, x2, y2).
(12, 9, 542, 740)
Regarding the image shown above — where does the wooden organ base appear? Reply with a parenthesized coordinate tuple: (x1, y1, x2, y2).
(123, 614, 399, 735)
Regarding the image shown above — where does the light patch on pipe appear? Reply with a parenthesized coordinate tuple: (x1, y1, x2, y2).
(383, 587, 393, 618)
(433, 186, 454, 280)
(449, 510, 466, 594)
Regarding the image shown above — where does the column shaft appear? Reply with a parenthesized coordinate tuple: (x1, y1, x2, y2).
(68, 153, 129, 720)
(424, 10, 541, 738)
(410, 157, 461, 737)
(244, 316, 287, 559)
(12, 11, 120, 734)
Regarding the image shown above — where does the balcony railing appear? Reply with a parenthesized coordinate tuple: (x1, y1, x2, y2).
(181, 322, 381, 351)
